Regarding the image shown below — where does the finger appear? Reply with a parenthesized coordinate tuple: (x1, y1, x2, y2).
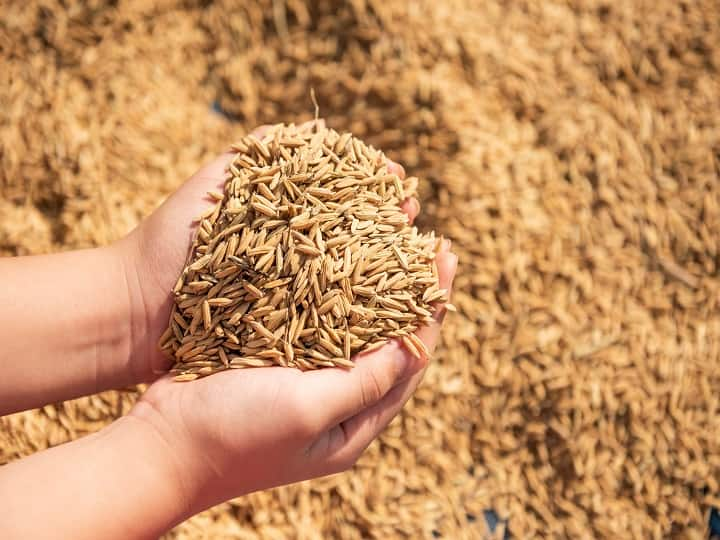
(412, 241, 457, 353)
(387, 160, 406, 179)
(163, 152, 420, 235)
(307, 359, 425, 472)
(292, 339, 421, 443)
(399, 197, 420, 224)
(387, 159, 415, 223)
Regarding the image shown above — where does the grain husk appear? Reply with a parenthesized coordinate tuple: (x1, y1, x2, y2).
(162, 123, 446, 377)
(1, 1, 719, 538)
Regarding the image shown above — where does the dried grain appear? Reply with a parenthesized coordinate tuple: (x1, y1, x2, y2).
(162, 124, 445, 375)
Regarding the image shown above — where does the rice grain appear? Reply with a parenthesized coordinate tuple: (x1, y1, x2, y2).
(162, 123, 446, 376)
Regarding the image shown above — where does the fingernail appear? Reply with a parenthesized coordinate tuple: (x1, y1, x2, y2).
(412, 198, 421, 215)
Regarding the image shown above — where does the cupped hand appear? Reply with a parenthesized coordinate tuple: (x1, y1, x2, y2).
(117, 122, 457, 516)
(116, 121, 420, 382)
(130, 240, 456, 517)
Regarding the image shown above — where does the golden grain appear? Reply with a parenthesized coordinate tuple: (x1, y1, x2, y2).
(162, 124, 444, 375)
(4, 3, 718, 538)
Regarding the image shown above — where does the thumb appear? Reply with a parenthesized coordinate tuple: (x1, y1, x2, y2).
(293, 339, 424, 436)
(291, 242, 458, 435)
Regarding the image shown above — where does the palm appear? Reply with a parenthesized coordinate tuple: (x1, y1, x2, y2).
(142, 366, 313, 493)
(124, 151, 235, 376)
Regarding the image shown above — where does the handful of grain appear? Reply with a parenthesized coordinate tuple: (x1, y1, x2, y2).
(160, 122, 447, 380)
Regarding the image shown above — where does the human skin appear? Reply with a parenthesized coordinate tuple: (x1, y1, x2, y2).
(0, 124, 458, 538)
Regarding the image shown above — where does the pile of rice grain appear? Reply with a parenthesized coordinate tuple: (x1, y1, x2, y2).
(161, 123, 446, 378)
(3, 1, 719, 537)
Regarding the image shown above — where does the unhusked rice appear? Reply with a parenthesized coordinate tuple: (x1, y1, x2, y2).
(161, 123, 446, 378)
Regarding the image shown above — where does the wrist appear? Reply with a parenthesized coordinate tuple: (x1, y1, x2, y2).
(128, 391, 227, 523)
(97, 412, 194, 537)
(0, 405, 191, 539)
(113, 232, 173, 384)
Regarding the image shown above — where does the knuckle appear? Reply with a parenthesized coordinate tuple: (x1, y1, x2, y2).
(359, 369, 385, 409)
(334, 452, 361, 473)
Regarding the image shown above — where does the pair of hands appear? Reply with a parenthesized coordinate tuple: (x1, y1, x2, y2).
(114, 125, 458, 518)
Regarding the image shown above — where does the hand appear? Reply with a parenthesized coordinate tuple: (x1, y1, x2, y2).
(129, 240, 456, 519)
(116, 121, 422, 383)
(0, 238, 455, 539)
(0, 122, 457, 539)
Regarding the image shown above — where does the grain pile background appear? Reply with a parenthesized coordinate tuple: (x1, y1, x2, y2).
(1, 0, 719, 538)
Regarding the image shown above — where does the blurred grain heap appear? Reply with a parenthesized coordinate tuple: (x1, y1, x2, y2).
(1, 1, 719, 538)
